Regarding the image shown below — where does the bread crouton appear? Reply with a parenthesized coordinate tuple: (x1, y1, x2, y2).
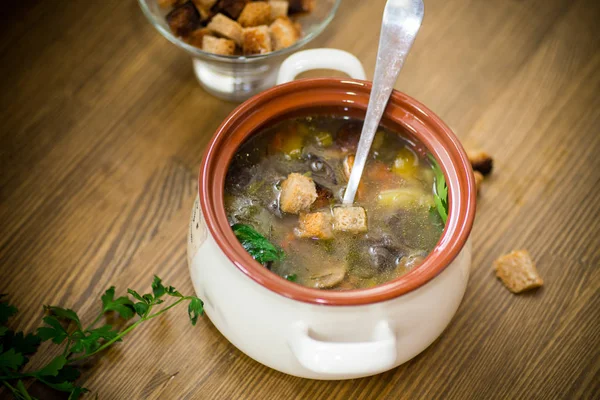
(185, 28, 211, 47)
(295, 212, 333, 239)
(468, 150, 493, 176)
(494, 250, 543, 293)
(473, 170, 484, 193)
(269, 1, 289, 20)
(288, 0, 314, 14)
(190, 0, 215, 22)
(192, 0, 217, 9)
(343, 154, 355, 180)
(333, 206, 367, 233)
(269, 17, 299, 50)
(312, 184, 333, 209)
(202, 35, 236, 55)
(207, 13, 243, 45)
(166, 2, 201, 37)
(238, 2, 272, 27)
(214, 0, 250, 19)
(280, 173, 317, 214)
(242, 26, 272, 54)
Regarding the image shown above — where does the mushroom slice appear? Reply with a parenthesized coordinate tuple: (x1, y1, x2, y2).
(309, 263, 346, 289)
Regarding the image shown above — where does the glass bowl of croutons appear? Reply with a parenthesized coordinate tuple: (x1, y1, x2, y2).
(139, 0, 342, 101)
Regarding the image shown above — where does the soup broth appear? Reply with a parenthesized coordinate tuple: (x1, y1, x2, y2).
(225, 116, 445, 290)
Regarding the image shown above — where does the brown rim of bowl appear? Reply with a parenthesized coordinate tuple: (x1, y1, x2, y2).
(200, 78, 476, 306)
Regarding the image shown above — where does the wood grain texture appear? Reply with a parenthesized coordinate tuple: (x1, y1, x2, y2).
(1, 0, 599, 398)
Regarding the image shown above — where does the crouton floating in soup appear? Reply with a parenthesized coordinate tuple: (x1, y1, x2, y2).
(225, 116, 447, 290)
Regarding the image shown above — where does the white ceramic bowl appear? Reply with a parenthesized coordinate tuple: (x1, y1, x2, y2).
(187, 50, 476, 379)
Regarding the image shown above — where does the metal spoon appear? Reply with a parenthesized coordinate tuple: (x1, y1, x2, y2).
(342, 0, 424, 205)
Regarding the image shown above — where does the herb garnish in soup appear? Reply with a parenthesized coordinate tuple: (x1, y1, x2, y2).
(225, 116, 447, 290)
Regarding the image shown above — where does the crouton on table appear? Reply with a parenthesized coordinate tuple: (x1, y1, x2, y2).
(202, 35, 236, 55)
(238, 2, 272, 27)
(167, 2, 201, 37)
(269, 1, 289, 20)
(242, 25, 272, 54)
(494, 250, 543, 293)
(295, 212, 333, 239)
(474, 170, 484, 193)
(207, 13, 243, 45)
(468, 150, 494, 176)
(333, 206, 368, 234)
(280, 173, 317, 214)
(269, 17, 300, 50)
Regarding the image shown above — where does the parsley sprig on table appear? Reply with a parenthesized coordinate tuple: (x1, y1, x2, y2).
(429, 155, 449, 224)
(0, 276, 203, 399)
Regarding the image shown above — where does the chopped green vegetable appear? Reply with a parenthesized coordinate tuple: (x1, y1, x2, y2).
(314, 131, 333, 147)
(429, 155, 448, 224)
(0, 276, 203, 399)
(285, 274, 297, 282)
(281, 134, 304, 159)
(232, 224, 285, 264)
(392, 148, 419, 177)
(246, 180, 265, 196)
(377, 188, 433, 209)
(372, 130, 385, 149)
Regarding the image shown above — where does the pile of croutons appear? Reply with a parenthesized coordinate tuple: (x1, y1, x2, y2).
(279, 173, 368, 239)
(160, 0, 313, 56)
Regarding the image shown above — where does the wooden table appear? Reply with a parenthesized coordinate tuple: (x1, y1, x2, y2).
(1, 0, 598, 398)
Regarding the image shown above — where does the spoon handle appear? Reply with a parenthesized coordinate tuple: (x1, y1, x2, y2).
(342, 0, 424, 205)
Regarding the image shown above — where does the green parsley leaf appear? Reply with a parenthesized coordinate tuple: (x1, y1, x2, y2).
(187, 297, 204, 326)
(38, 372, 88, 395)
(127, 289, 145, 303)
(37, 355, 68, 377)
(232, 224, 285, 264)
(101, 287, 135, 320)
(68, 385, 89, 399)
(429, 155, 448, 224)
(133, 302, 149, 317)
(45, 306, 82, 330)
(43, 365, 80, 384)
(15, 381, 31, 397)
(70, 325, 119, 355)
(142, 294, 154, 304)
(37, 316, 69, 344)
(0, 298, 17, 325)
(152, 276, 166, 299)
(285, 274, 297, 282)
(42, 380, 76, 392)
(0, 345, 24, 370)
(1, 330, 42, 356)
(165, 286, 183, 298)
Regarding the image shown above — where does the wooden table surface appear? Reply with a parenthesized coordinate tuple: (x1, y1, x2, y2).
(1, 0, 599, 398)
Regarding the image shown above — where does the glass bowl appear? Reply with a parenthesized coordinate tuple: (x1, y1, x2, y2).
(138, 0, 342, 101)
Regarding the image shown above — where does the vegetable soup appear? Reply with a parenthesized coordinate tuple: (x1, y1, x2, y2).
(225, 116, 447, 290)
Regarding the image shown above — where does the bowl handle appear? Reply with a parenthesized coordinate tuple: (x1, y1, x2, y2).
(289, 320, 397, 375)
(276, 49, 367, 84)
